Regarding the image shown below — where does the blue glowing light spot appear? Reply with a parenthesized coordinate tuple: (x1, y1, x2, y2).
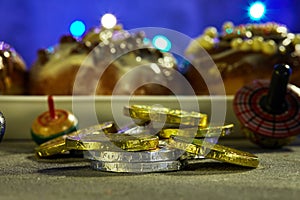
(69, 20, 86, 37)
(47, 46, 54, 53)
(248, 2, 266, 21)
(143, 38, 150, 45)
(152, 35, 172, 52)
(226, 28, 233, 34)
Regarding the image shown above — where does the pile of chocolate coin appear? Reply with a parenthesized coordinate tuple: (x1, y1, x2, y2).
(35, 105, 259, 173)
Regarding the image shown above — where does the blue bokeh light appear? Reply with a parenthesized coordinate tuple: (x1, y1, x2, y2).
(152, 35, 172, 52)
(143, 38, 150, 45)
(248, 1, 266, 20)
(69, 20, 86, 37)
(1, 0, 299, 66)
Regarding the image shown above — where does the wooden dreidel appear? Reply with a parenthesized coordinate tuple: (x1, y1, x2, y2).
(0, 112, 5, 142)
(233, 64, 300, 148)
(31, 95, 78, 144)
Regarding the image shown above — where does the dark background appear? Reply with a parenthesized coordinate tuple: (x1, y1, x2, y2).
(0, 0, 299, 67)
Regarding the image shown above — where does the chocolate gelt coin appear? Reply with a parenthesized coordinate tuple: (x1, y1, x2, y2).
(35, 133, 73, 157)
(67, 132, 159, 151)
(110, 133, 159, 151)
(169, 136, 259, 168)
(66, 132, 115, 151)
(91, 160, 182, 173)
(84, 147, 182, 162)
(124, 105, 208, 127)
(159, 124, 234, 139)
(35, 121, 116, 157)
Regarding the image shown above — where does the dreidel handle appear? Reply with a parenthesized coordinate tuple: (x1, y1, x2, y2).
(48, 95, 57, 120)
(261, 64, 292, 114)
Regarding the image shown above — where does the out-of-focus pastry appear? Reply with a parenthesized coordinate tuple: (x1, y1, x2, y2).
(0, 41, 27, 95)
(29, 21, 184, 95)
(184, 22, 300, 95)
(29, 35, 87, 95)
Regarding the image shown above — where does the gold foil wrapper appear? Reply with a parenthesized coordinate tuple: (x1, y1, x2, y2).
(169, 136, 259, 168)
(66, 132, 159, 152)
(35, 121, 116, 157)
(159, 124, 234, 139)
(110, 133, 159, 151)
(66, 133, 115, 151)
(123, 105, 208, 127)
(35, 132, 78, 157)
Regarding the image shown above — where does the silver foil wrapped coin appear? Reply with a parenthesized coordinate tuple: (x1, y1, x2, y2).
(84, 147, 183, 162)
(91, 160, 182, 173)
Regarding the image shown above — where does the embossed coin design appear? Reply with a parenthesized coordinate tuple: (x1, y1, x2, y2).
(169, 136, 259, 168)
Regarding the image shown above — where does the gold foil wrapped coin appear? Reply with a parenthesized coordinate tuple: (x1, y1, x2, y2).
(35, 132, 78, 157)
(91, 160, 182, 173)
(159, 124, 234, 139)
(66, 132, 159, 152)
(66, 132, 115, 151)
(118, 124, 154, 135)
(110, 133, 159, 151)
(123, 105, 208, 127)
(169, 136, 259, 168)
(35, 121, 116, 157)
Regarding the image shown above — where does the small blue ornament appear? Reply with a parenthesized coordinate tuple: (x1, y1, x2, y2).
(0, 112, 5, 142)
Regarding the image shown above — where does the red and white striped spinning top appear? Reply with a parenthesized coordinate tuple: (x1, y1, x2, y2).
(233, 64, 300, 148)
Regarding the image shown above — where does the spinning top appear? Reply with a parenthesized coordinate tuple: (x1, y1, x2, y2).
(233, 64, 300, 148)
(0, 112, 5, 142)
(31, 96, 78, 144)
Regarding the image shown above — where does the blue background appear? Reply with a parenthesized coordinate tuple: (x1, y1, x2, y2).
(0, 0, 299, 67)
